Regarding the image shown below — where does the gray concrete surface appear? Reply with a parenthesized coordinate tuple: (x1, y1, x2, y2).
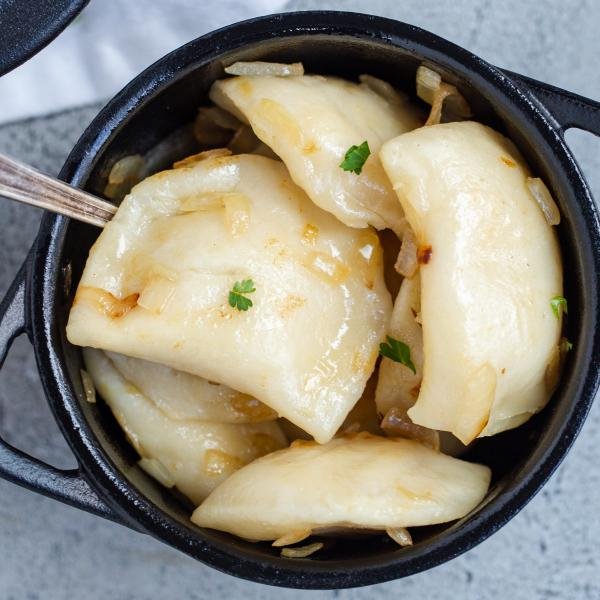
(1, 1, 599, 598)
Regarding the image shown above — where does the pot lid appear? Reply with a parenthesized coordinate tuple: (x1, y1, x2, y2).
(0, 0, 90, 77)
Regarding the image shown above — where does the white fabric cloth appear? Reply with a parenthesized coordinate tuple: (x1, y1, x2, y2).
(0, 0, 287, 124)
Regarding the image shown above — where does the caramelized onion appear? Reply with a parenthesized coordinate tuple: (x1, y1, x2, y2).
(281, 542, 323, 558)
(193, 107, 240, 147)
(416, 65, 471, 126)
(526, 177, 561, 225)
(80, 369, 96, 403)
(104, 154, 145, 200)
(381, 407, 440, 451)
(386, 527, 413, 547)
(225, 61, 304, 77)
(228, 126, 262, 154)
(395, 226, 418, 277)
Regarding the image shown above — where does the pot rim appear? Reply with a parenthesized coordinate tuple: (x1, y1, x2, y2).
(28, 11, 600, 589)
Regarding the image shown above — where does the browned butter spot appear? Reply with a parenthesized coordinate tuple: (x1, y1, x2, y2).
(203, 449, 244, 477)
(417, 245, 432, 265)
(250, 433, 281, 455)
(231, 395, 277, 422)
(302, 140, 319, 154)
(75, 286, 139, 318)
(501, 155, 517, 168)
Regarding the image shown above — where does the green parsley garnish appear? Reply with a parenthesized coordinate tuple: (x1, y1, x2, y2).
(550, 296, 568, 319)
(339, 141, 371, 175)
(379, 336, 416, 374)
(228, 278, 256, 311)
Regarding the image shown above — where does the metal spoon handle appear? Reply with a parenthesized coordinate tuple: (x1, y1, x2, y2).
(0, 153, 116, 227)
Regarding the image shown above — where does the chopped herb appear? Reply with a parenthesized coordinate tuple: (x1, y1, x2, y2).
(379, 336, 416, 374)
(228, 278, 256, 311)
(561, 338, 573, 353)
(550, 296, 568, 319)
(339, 141, 370, 175)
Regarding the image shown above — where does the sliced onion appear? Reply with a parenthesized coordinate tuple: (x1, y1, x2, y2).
(281, 542, 323, 558)
(272, 529, 312, 547)
(416, 65, 471, 126)
(395, 226, 418, 277)
(104, 155, 146, 200)
(381, 406, 440, 451)
(138, 457, 175, 488)
(386, 527, 413, 547)
(228, 125, 261, 154)
(224, 61, 304, 77)
(416, 65, 442, 105)
(359, 74, 409, 105)
(526, 177, 561, 225)
(80, 369, 96, 403)
(193, 107, 239, 147)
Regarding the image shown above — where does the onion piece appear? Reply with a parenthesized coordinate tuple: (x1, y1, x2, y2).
(281, 542, 323, 558)
(138, 457, 175, 488)
(228, 125, 262, 154)
(137, 276, 176, 314)
(386, 527, 413, 547)
(104, 154, 146, 201)
(381, 406, 440, 451)
(200, 106, 242, 131)
(224, 61, 304, 77)
(80, 369, 96, 403)
(359, 74, 410, 106)
(272, 529, 312, 547)
(395, 226, 418, 278)
(193, 107, 241, 148)
(526, 177, 561, 225)
(416, 65, 471, 126)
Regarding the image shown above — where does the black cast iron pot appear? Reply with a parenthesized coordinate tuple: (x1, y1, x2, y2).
(1, 11, 600, 590)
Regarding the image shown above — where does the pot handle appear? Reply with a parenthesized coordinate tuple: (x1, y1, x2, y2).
(506, 70, 600, 136)
(0, 256, 124, 525)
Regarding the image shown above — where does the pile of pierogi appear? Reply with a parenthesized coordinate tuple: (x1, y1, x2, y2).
(67, 62, 566, 556)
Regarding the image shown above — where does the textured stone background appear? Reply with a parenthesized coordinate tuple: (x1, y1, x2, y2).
(1, 1, 599, 598)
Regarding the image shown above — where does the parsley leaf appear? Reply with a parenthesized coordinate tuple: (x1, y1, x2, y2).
(379, 336, 416, 374)
(550, 296, 568, 319)
(228, 278, 256, 311)
(339, 141, 371, 175)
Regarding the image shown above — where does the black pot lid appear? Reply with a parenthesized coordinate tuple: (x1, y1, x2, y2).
(0, 0, 90, 77)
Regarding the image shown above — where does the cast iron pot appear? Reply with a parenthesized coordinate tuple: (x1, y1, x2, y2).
(1, 11, 600, 590)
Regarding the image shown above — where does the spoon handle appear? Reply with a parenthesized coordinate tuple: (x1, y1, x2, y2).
(0, 153, 116, 227)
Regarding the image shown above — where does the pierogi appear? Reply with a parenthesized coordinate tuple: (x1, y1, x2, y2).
(67, 153, 391, 443)
(191, 433, 491, 541)
(83, 348, 286, 504)
(210, 73, 422, 232)
(380, 121, 563, 444)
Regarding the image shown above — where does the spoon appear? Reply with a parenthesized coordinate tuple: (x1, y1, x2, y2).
(0, 153, 116, 227)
